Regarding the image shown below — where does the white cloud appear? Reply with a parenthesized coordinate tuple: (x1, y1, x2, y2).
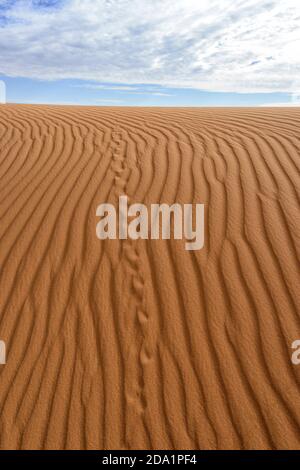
(96, 98, 124, 103)
(260, 102, 300, 107)
(0, 0, 299, 93)
(75, 83, 174, 95)
(76, 84, 139, 91)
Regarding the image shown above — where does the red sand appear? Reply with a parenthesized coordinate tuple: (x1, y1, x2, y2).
(0, 105, 299, 449)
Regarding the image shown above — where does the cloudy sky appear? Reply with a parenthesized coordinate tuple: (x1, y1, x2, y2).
(0, 0, 299, 105)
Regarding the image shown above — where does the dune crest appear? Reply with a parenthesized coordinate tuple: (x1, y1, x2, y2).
(0, 105, 299, 450)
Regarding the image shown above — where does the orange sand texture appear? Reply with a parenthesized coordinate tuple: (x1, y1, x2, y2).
(0, 105, 299, 450)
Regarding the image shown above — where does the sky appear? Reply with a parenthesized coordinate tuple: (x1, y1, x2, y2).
(0, 0, 299, 106)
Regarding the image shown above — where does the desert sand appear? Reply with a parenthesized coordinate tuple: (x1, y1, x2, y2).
(0, 104, 299, 449)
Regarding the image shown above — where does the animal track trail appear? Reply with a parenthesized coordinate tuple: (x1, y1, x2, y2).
(122, 239, 152, 449)
(109, 126, 151, 447)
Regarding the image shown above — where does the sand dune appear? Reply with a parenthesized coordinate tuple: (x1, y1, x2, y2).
(0, 104, 299, 449)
